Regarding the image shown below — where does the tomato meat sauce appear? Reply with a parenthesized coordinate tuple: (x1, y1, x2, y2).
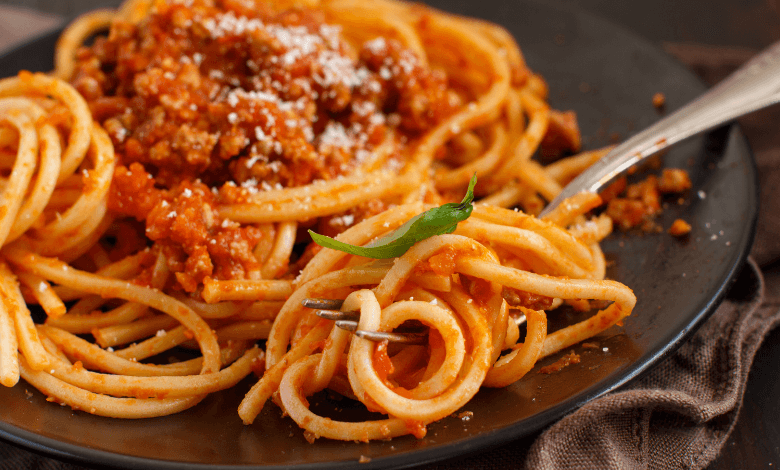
(72, 0, 459, 292)
(604, 168, 692, 231)
(539, 350, 580, 374)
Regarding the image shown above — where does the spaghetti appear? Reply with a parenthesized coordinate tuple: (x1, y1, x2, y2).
(0, 0, 636, 442)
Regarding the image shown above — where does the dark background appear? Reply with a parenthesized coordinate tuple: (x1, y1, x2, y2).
(0, 0, 777, 48)
(0, 0, 778, 468)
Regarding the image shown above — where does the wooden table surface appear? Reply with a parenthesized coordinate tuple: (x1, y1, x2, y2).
(0, 0, 778, 468)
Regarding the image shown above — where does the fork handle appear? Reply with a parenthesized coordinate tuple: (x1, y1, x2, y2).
(541, 40, 780, 216)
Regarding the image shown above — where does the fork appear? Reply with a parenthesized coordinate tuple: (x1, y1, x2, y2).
(541, 39, 780, 217)
(302, 40, 780, 343)
(302, 297, 526, 344)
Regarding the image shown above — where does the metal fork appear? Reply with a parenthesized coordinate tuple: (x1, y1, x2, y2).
(302, 298, 527, 344)
(541, 39, 780, 217)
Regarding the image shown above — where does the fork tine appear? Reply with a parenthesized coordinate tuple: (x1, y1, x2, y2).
(314, 309, 360, 322)
(335, 320, 358, 332)
(332, 319, 429, 345)
(354, 330, 428, 345)
(306, 297, 519, 346)
(302, 298, 345, 310)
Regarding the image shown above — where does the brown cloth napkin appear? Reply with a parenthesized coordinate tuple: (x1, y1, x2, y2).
(1, 8, 779, 470)
(527, 258, 775, 469)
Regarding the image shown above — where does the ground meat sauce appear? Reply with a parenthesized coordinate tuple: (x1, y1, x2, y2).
(73, 0, 457, 293)
(605, 168, 691, 231)
(540, 110, 581, 160)
(669, 218, 692, 237)
(111, 162, 263, 292)
(502, 287, 553, 311)
(539, 351, 580, 374)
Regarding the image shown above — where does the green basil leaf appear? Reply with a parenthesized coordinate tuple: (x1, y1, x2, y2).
(308, 174, 477, 259)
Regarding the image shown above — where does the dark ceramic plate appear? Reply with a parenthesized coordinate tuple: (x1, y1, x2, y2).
(0, 0, 758, 469)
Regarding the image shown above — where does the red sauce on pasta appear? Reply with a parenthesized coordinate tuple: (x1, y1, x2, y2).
(372, 340, 394, 386)
(73, 0, 457, 291)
